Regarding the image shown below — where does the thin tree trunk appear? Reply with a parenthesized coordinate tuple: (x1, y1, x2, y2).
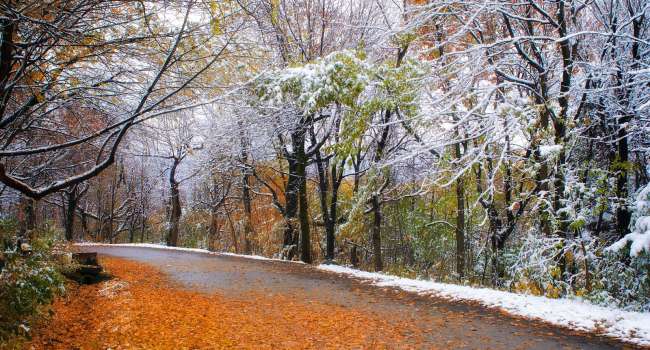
(371, 194, 383, 271)
(241, 163, 254, 254)
(238, 123, 254, 254)
(454, 140, 465, 279)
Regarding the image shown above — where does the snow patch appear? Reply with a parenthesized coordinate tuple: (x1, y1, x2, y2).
(539, 145, 563, 157)
(317, 264, 650, 346)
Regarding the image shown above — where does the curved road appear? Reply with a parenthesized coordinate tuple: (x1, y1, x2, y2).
(83, 245, 633, 349)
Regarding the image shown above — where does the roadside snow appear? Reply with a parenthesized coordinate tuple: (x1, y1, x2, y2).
(317, 264, 650, 346)
(75, 242, 303, 264)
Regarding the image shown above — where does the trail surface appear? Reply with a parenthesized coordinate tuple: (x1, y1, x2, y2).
(67, 245, 635, 349)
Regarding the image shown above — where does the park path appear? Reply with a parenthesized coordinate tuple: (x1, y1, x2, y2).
(35, 245, 635, 349)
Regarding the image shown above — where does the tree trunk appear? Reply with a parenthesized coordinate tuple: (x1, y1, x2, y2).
(454, 142, 465, 279)
(314, 151, 331, 260)
(240, 124, 254, 254)
(371, 194, 383, 271)
(81, 209, 88, 240)
(326, 167, 342, 261)
(208, 205, 220, 251)
(312, 127, 343, 262)
(241, 169, 253, 255)
(167, 158, 182, 247)
(225, 205, 239, 253)
(128, 215, 136, 243)
(64, 186, 78, 241)
(283, 157, 299, 258)
(293, 127, 311, 263)
(20, 196, 36, 239)
(553, 0, 572, 239)
(369, 108, 392, 272)
(350, 245, 359, 267)
(108, 172, 116, 243)
(613, 12, 642, 239)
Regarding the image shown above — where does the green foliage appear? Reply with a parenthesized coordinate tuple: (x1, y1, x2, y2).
(0, 227, 65, 340)
(253, 50, 370, 113)
(586, 250, 650, 311)
(253, 50, 427, 163)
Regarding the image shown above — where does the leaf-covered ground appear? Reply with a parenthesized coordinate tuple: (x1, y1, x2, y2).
(29, 257, 426, 349)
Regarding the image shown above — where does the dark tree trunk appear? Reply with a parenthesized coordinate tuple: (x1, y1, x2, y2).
(64, 186, 79, 241)
(369, 109, 392, 271)
(167, 158, 182, 247)
(0, 20, 16, 119)
(616, 130, 632, 238)
(314, 153, 333, 260)
(293, 127, 311, 263)
(242, 179, 253, 254)
(350, 245, 359, 267)
(283, 157, 299, 255)
(613, 13, 643, 239)
(20, 196, 36, 239)
(326, 164, 343, 261)
(311, 125, 344, 262)
(371, 194, 383, 271)
(241, 144, 254, 254)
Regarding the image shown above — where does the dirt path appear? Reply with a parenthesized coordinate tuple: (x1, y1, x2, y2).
(33, 246, 636, 349)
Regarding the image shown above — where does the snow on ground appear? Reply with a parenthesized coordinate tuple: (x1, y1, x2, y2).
(76, 242, 649, 346)
(317, 264, 650, 346)
(75, 242, 303, 264)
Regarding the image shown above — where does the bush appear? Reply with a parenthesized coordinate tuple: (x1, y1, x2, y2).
(0, 223, 65, 341)
(505, 231, 650, 311)
(586, 251, 650, 312)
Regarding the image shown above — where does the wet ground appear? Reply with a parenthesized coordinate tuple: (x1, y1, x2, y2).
(82, 245, 637, 349)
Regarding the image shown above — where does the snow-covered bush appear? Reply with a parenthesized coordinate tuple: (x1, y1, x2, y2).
(586, 251, 649, 312)
(498, 174, 650, 311)
(608, 184, 650, 257)
(0, 222, 65, 340)
(505, 233, 568, 298)
(593, 183, 650, 311)
(506, 226, 649, 311)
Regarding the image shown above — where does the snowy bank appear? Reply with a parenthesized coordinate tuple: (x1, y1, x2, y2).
(74, 242, 303, 264)
(317, 264, 650, 346)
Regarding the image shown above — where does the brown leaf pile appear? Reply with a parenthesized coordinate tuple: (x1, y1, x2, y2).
(28, 258, 426, 349)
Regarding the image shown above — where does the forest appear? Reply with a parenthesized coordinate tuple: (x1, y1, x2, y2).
(0, 1, 649, 339)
